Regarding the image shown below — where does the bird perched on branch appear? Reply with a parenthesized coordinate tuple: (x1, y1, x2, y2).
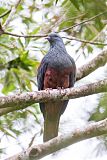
(37, 33, 76, 142)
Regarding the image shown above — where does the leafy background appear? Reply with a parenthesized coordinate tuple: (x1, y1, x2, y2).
(0, 0, 107, 159)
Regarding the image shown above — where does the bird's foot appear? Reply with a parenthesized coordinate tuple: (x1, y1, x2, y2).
(45, 88, 52, 91)
(45, 88, 52, 94)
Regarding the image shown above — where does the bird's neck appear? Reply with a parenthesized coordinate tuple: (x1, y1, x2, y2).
(50, 41, 66, 52)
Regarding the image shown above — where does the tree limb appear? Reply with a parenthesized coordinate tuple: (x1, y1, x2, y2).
(60, 10, 107, 32)
(76, 49, 107, 80)
(62, 36, 107, 46)
(0, 10, 11, 19)
(2, 31, 107, 46)
(0, 79, 107, 116)
(2, 30, 107, 46)
(6, 118, 107, 160)
(1, 25, 107, 46)
(3, 31, 48, 38)
(0, 48, 107, 115)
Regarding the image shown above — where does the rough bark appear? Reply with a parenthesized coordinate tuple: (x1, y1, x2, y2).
(7, 118, 107, 160)
(76, 49, 107, 80)
(0, 79, 107, 116)
(0, 47, 107, 116)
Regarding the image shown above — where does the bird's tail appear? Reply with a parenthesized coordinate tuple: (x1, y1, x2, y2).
(43, 115, 60, 142)
(43, 102, 61, 142)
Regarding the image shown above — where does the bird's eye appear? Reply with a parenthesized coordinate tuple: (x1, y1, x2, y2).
(54, 35, 58, 37)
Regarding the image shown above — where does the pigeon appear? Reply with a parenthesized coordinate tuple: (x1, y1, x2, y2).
(37, 33, 76, 142)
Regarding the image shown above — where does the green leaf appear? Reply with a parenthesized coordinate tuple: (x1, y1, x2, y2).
(0, 43, 11, 49)
(0, 127, 16, 139)
(89, 93, 107, 121)
(18, 38, 25, 49)
(26, 79, 32, 91)
(2, 70, 16, 94)
(0, 8, 6, 15)
(69, 0, 80, 10)
(20, 51, 28, 61)
(87, 45, 93, 53)
(10, 129, 22, 136)
(12, 68, 21, 84)
(31, 27, 41, 34)
(55, 0, 59, 4)
(2, 82, 16, 94)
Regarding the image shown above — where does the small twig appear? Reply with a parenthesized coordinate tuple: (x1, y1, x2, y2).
(6, 118, 107, 160)
(28, 132, 39, 148)
(60, 10, 107, 32)
(53, 11, 86, 31)
(3, 0, 21, 28)
(3, 31, 48, 38)
(26, 109, 41, 125)
(75, 52, 82, 62)
(0, 10, 11, 19)
(62, 36, 107, 46)
(3, 31, 107, 46)
(92, 25, 107, 41)
(64, 13, 86, 22)
(0, 23, 4, 35)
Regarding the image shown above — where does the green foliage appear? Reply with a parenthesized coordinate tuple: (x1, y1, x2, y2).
(0, 0, 107, 157)
(69, 0, 84, 10)
(61, 0, 107, 42)
(0, 104, 41, 138)
(89, 93, 107, 150)
(55, 0, 59, 5)
(89, 93, 107, 121)
(2, 70, 16, 94)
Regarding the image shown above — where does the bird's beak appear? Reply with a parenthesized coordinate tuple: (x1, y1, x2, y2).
(45, 36, 51, 41)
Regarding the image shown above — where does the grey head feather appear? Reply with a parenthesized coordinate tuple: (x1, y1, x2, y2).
(47, 33, 64, 46)
(44, 33, 75, 69)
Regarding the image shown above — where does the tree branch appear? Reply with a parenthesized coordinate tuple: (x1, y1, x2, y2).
(7, 118, 107, 160)
(0, 48, 107, 115)
(0, 5, 107, 46)
(0, 10, 11, 19)
(1, 30, 106, 46)
(0, 79, 107, 116)
(0, 23, 4, 35)
(60, 10, 107, 32)
(2, 31, 107, 46)
(62, 36, 107, 46)
(1, 23, 107, 46)
(76, 49, 107, 80)
(3, 31, 48, 38)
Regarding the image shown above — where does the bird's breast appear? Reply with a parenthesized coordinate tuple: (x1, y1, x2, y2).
(44, 67, 72, 89)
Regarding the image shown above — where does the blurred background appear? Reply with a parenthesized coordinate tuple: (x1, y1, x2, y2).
(0, 0, 107, 159)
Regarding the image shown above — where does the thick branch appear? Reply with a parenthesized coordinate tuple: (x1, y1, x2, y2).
(7, 118, 107, 160)
(0, 79, 107, 116)
(0, 48, 107, 115)
(76, 49, 107, 80)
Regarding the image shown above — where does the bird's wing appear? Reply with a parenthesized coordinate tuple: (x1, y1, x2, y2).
(37, 60, 48, 117)
(37, 60, 48, 90)
(69, 56, 76, 87)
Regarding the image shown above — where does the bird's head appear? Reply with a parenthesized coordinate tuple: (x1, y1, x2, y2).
(46, 33, 63, 45)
